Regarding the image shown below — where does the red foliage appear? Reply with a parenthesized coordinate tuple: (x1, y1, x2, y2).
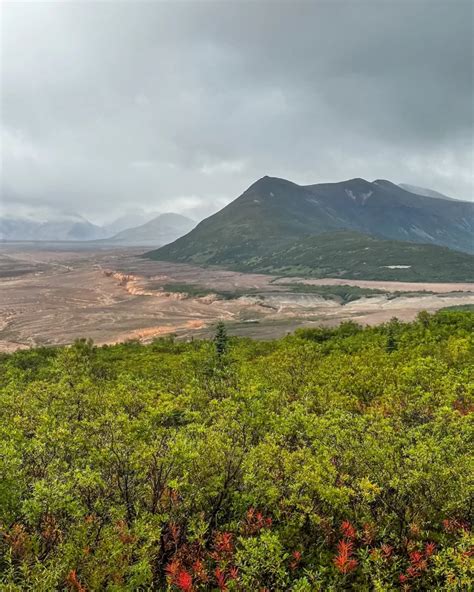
(215, 532, 233, 554)
(3, 524, 29, 559)
(228, 566, 239, 580)
(244, 508, 272, 535)
(409, 550, 423, 564)
(165, 559, 181, 581)
(165, 559, 181, 578)
(442, 518, 469, 533)
(340, 520, 357, 540)
(399, 541, 436, 582)
(424, 542, 436, 557)
(192, 559, 208, 583)
(211, 531, 234, 563)
(333, 539, 358, 574)
(176, 570, 193, 592)
(66, 570, 87, 592)
(380, 543, 393, 560)
(214, 567, 227, 591)
(290, 550, 302, 570)
(166, 560, 194, 592)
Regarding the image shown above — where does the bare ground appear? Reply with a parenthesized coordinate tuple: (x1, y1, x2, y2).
(1, 244, 473, 351)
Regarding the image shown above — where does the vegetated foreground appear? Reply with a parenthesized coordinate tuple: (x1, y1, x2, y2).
(0, 311, 472, 590)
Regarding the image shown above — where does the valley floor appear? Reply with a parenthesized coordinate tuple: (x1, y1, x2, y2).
(1, 243, 474, 351)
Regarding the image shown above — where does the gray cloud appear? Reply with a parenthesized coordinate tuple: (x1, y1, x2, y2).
(1, 0, 473, 223)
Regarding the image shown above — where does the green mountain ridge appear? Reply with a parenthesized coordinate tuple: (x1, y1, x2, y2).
(146, 176, 474, 281)
(242, 230, 474, 282)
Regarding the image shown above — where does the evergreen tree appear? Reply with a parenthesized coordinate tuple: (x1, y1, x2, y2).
(386, 326, 397, 353)
(214, 321, 228, 358)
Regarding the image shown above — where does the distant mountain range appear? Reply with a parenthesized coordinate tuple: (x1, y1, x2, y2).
(0, 213, 107, 242)
(105, 213, 195, 246)
(398, 183, 457, 201)
(0, 211, 195, 246)
(146, 177, 474, 282)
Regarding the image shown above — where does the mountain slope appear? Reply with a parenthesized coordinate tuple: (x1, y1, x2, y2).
(145, 176, 474, 282)
(244, 230, 474, 282)
(108, 213, 195, 246)
(104, 210, 158, 236)
(147, 176, 474, 264)
(398, 183, 458, 201)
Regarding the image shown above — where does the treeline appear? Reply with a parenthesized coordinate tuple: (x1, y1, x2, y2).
(0, 312, 473, 591)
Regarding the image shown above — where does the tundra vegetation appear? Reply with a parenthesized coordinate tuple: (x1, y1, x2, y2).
(0, 311, 473, 591)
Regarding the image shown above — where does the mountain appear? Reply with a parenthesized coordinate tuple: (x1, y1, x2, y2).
(104, 210, 158, 235)
(398, 183, 458, 201)
(0, 214, 106, 241)
(145, 176, 474, 281)
(107, 213, 195, 246)
(248, 230, 474, 282)
(0, 210, 195, 244)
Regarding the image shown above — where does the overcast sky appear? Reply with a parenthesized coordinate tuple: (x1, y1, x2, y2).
(1, 0, 473, 223)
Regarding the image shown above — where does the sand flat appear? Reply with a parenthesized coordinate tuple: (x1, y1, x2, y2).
(1, 245, 473, 351)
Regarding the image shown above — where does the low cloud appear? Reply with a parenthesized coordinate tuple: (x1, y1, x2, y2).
(1, 1, 472, 223)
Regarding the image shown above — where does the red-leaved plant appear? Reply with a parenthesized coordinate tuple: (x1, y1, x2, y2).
(333, 539, 358, 574)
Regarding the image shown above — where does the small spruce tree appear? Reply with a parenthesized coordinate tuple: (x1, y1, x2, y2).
(214, 321, 228, 358)
(386, 327, 397, 353)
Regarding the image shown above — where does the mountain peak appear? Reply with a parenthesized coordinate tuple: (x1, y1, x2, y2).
(109, 212, 195, 246)
(372, 179, 399, 189)
(341, 178, 374, 190)
(146, 174, 474, 268)
(156, 212, 195, 223)
(249, 175, 297, 190)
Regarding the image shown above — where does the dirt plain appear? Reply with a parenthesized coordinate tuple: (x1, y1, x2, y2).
(1, 243, 473, 352)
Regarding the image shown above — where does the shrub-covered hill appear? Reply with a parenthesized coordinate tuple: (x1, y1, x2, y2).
(0, 312, 473, 591)
(239, 230, 474, 282)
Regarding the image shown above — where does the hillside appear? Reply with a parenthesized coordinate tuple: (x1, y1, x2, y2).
(146, 176, 474, 280)
(107, 212, 195, 246)
(242, 230, 474, 282)
(398, 183, 458, 201)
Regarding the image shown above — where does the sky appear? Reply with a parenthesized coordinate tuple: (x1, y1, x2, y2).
(1, 0, 473, 224)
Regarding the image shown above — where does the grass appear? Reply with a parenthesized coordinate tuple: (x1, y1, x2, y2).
(439, 303, 474, 312)
(279, 283, 385, 304)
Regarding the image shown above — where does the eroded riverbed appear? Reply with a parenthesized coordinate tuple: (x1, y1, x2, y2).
(1, 244, 473, 351)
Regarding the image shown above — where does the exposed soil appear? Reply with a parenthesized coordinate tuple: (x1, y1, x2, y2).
(1, 244, 473, 351)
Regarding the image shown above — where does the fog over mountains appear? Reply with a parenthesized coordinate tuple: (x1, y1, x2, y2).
(0, 213, 106, 242)
(0, 211, 195, 246)
(2, 178, 472, 266)
(105, 213, 195, 246)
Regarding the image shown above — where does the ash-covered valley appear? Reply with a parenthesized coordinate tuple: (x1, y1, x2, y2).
(1, 243, 473, 352)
